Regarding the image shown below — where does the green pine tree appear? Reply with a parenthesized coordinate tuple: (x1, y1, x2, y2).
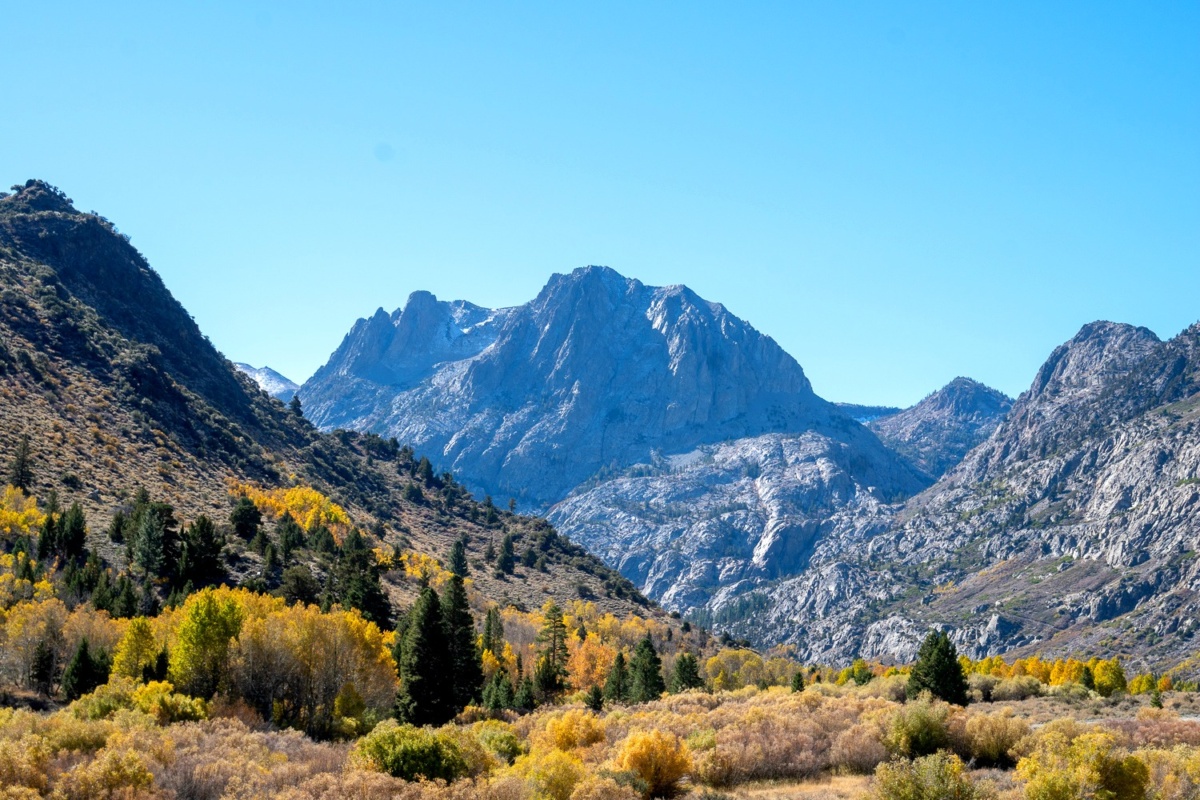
(394, 586, 454, 726)
(482, 669, 514, 714)
(628, 635, 665, 703)
(585, 683, 604, 711)
(535, 602, 569, 694)
(497, 533, 516, 575)
(514, 675, 536, 711)
(7, 434, 33, 491)
(670, 651, 704, 692)
(790, 670, 805, 692)
(482, 607, 505, 656)
(906, 630, 969, 705)
(448, 538, 469, 578)
(442, 572, 483, 711)
(604, 651, 630, 703)
(333, 529, 392, 626)
(229, 497, 262, 540)
(288, 394, 304, 417)
(61, 638, 108, 700)
(177, 515, 225, 588)
(133, 510, 166, 578)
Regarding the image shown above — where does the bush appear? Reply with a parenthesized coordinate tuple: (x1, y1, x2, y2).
(511, 748, 585, 800)
(830, 723, 889, 774)
(540, 709, 607, 752)
(353, 720, 469, 781)
(132, 681, 208, 724)
(569, 775, 641, 800)
(991, 676, 1043, 702)
(475, 719, 525, 765)
(968, 673, 998, 703)
(958, 709, 1030, 767)
(612, 729, 691, 799)
(869, 751, 993, 800)
(884, 696, 952, 758)
(1016, 730, 1147, 800)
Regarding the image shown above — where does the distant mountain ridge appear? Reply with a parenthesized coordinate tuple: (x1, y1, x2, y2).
(302, 266, 926, 508)
(235, 363, 300, 401)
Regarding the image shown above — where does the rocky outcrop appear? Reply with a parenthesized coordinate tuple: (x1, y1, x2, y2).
(868, 377, 1012, 479)
(302, 266, 925, 508)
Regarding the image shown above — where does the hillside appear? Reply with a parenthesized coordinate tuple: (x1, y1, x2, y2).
(235, 363, 299, 401)
(0, 179, 658, 621)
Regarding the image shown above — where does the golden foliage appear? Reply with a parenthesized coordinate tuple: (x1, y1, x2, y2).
(228, 480, 351, 538)
(0, 487, 45, 541)
(612, 729, 691, 798)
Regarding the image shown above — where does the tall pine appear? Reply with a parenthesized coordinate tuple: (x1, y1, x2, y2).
(906, 630, 969, 705)
(442, 571, 483, 711)
(7, 434, 32, 491)
(671, 651, 704, 692)
(628, 635, 665, 703)
(395, 586, 454, 726)
(604, 651, 630, 703)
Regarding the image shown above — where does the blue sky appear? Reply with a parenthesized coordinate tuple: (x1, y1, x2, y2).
(4, 2, 1197, 406)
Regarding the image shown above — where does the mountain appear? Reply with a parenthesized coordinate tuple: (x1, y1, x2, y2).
(836, 403, 902, 423)
(235, 363, 300, 401)
(733, 321, 1200, 668)
(867, 377, 1012, 479)
(302, 266, 927, 508)
(0, 180, 659, 621)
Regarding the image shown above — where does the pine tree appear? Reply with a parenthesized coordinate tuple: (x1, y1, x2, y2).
(604, 651, 630, 703)
(288, 394, 304, 417)
(442, 572, 483, 711)
(229, 497, 262, 540)
(514, 675, 536, 711)
(585, 683, 604, 711)
(177, 515, 225, 588)
(482, 607, 504, 656)
(107, 511, 127, 544)
(333, 529, 392, 626)
(448, 538, 469, 578)
(790, 670, 805, 692)
(31, 640, 56, 695)
(395, 586, 455, 726)
(61, 638, 108, 700)
(7, 434, 32, 491)
(279, 565, 321, 605)
(628, 635, 665, 703)
(36, 510, 58, 562)
(535, 602, 569, 695)
(276, 512, 305, 561)
(497, 533, 516, 575)
(133, 510, 166, 578)
(113, 575, 138, 618)
(670, 651, 704, 692)
(906, 630, 969, 705)
(482, 670, 514, 714)
(58, 503, 88, 565)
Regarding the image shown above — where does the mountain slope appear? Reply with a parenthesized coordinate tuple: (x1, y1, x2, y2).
(235, 363, 300, 401)
(0, 180, 658, 620)
(868, 377, 1012, 479)
(303, 266, 926, 508)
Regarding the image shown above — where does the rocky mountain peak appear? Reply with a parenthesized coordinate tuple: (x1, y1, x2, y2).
(5, 179, 77, 214)
(1028, 321, 1161, 402)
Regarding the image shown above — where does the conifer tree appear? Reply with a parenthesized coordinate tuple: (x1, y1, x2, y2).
(535, 602, 569, 695)
(58, 503, 88, 565)
(442, 570, 483, 711)
(334, 529, 392, 626)
(628, 635, 665, 703)
(107, 511, 127, 544)
(7, 434, 33, 491)
(288, 394, 304, 417)
(482, 607, 504, 656)
(514, 674, 536, 711)
(790, 670, 805, 692)
(276, 512, 305, 561)
(113, 576, 138, 618)
(61, 638, 108, 700)
(482, 669, 514, 714)
(177, 515, 225, 588)
(906, 630, 969, 705)
(604, 651, 630, 703)
(230, 497, 262, 540)
(134, 510, 166, 578)
(395, 586, 454, 726)
(448, 538, 469, 578)
(36, 509, 58, 562)
(670, 651, 704, 692)
(585, 683, 604, 711)
(497, 533, 516, 575)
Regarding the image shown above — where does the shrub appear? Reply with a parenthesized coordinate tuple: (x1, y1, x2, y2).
(959, 709, 1030, 767)
(353, 720, 469, 782)
(991, 676, 1043, 702)
(1016, 730, 1147, 800)
(0, 734, 50, 794)
(540, 709, 607, 752)
(132, 681, 208, 724)
(511, 748, 585, 800)
(884, 696, 952, 758)
(475, 719, 526, 765)
(55, 747, 156, 800)
(569, 775, 641, 800)
(830, 723, 889, 774)
(968, 673, 998, 703)
(869, 751, 992, 800)
(612, 729, 691, 799)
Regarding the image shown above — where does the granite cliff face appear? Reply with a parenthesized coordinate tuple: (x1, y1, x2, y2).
(868, 377, 1012, 479)
(302, 266, 924, 507)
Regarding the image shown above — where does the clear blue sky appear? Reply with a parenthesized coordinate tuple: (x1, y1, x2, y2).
(5, 2, 1197, 406)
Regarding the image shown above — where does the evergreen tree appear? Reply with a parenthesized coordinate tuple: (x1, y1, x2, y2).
(628, 635, 665, 703)
(790, 670, 805, 692)
(482, 607, 505, 656)
(514, 675, 536, 711)
(497, 533, 516, 575)
(58, 503, 88, 565)
(113, 575, 139, 618)
(442, 572, 483, 711)
(333, 529, 392, 626)
(906, 630, 969, 705)
(177, 515, 225, 588)
(107, 511, 127, 544)
(448, 538, 469, 578)
(61, 638, 108, 700)
(138, 581, 161, 616)
(229, 497, 262, 540)
(394, 587, 454, 726)
(535, 602, 569, 695)
(482, 669, 514, 714)
(7, 434, 33, 491)
(288, 394, 303, 417)
(604, 651, 630, 703)
(279, 565, 321, 605)
(415, 456, 435, 486)
(36, 510, 58, 562)
(585, 683, 604, 712)
(90, 570, 115, 613)
(31, 640, 56, 695)
(133, 509, 166, 578)
(276, 512, 305, 561)
(670, 651, 704, 692)
(1081, 665, 1096, 691)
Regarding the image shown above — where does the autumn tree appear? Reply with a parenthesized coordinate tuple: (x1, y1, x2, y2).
(171, 588, 246, 698)
(907, 630, 969, 705)
(112, 617, 159, 678)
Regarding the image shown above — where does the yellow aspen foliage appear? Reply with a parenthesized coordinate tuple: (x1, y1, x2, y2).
(1049, 658, 1086, 686)
(1090, 658, 1127, 697)
(537, 709, 606, 752)
(612, 729, 692, 799)
(1158, 674, 1174, 692)
(169, 588, 248, 698)
(112, 617, 159, 679)
(1128, 673, 1156, 695)
(1016, 730, 1148, 799)
(0, 487, 45, 540)
(399, 551, 454, 590)
(510, 748, 586, 800)
(567, 634, 616, 691)
(0, 552, 50, 610)
(1, 598, 67, 689)
(227, 480, 351, 539)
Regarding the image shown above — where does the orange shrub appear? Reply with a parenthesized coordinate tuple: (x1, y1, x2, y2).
(612, 729, 691, 799)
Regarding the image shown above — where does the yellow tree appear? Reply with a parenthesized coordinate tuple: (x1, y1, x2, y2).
(112, 617, 159, 678)
(566, 633, 616, 690)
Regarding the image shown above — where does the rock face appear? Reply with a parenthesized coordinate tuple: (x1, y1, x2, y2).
(235, 363, 299, 401)
(868, 377, 1012, 479)
(302, 266, 925, 507)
